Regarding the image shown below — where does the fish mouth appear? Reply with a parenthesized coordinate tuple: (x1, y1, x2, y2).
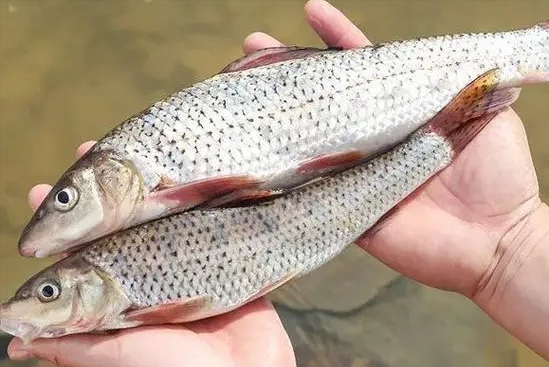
(18, 237, 77, 259)
(18, 208, 47, 257)
(17, 233, 37, 257)
(18, 242, 39, 258)
(0, 319, 67, 345)
(18, 241, 52, 259)
(0, 318, 40, 343)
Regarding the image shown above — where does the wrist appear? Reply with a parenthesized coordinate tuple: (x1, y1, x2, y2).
(473, 202, 549, 360)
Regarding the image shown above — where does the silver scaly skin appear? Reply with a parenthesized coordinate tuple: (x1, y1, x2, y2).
(86, 128, 453, 309)
(0, 108, 495, 343)
(18, 21, 549, 258)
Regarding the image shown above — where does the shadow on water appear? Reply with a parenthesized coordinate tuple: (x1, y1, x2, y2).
(0, 1, 548, 366)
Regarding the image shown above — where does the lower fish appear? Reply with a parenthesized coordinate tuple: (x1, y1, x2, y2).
(0, 109, 497, 344)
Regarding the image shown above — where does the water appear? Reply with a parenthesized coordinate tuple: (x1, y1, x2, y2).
(0, 0, 548, 366)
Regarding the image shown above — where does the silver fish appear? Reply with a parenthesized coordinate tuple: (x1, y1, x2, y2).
(18, 21, 549, 258)
(0, 107, 496, 343)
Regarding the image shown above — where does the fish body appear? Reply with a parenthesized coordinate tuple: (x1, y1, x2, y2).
(0, 106, 496, 343)
(18, 21, 549, 258)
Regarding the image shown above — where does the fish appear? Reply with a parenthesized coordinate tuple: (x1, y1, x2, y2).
(18, 20, 549, 258)
(0, 103, 497, 344)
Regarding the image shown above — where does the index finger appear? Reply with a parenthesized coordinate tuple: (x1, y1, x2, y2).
(305, 0, 370, 48)
(242, 0, 370, 55)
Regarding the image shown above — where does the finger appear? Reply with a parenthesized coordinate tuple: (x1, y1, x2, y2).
(7, 303, 276, 367)
(8, 332, 132, 367)
(28, 184, 53, 211)
(355, 193, 487, 295)
(76, 140, 96, 159)
(242, 32, 284, 55)
(202, 299, 296, 367)
(304, 0, 370, 48)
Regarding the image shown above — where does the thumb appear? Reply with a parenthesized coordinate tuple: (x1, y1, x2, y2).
(7, 326, 222, 367)
(8, 333, 125, 367)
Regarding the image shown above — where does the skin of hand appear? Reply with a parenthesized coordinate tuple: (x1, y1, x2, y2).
(8, 0, 549, 365)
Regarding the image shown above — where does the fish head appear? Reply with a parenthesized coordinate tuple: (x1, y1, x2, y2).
(0, 256, 132, 344)
(18, 151, 144, 258)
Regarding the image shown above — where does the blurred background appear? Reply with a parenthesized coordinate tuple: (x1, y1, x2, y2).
(0, 0, 548, 366)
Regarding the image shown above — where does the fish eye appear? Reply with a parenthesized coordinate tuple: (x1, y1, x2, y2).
(37, 280, 60, 303)
(54, 186, 79, 211)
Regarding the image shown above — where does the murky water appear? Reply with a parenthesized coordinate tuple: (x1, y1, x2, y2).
(0, 0, 548, 366)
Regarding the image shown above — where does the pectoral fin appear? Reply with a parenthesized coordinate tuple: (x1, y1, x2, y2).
(149, 175, 263, 210)
(194, 149, 370, 209)
(296, 150, 367, 175)
(124, 296, 212, 325)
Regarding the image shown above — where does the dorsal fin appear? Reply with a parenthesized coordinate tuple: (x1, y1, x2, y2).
(219, 46, 342, 73)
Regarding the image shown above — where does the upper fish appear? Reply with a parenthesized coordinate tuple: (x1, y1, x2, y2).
(0, 93, 497, 343)
(18, 20, 549, 258)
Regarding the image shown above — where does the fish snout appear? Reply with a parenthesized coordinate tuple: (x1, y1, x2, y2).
(18, 223, 38, 257)
(0, 304, 40, 342)
(17, 208, 49, 257)
(17, 241, 38, 257)
(0, 318, 38, 343)
(18, 237, 56, 258)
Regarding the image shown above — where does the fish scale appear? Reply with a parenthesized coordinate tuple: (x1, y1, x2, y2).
(97, 25, 547, 187)
(17, 21, 548, 259)
(82, 129, 451, 309)
(0, 107, 512, 341)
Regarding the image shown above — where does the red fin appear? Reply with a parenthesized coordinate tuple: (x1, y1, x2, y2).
(199, 150, 369, 209)
(296, 150, 366, 175)
(447, 112, 499, 155)
(198, 189, 281, 209)
(150, 176, 262, 209)
(124, 296, 210, 325)
(219, 46, 340, 73)
(429, 68, 519, 137)
(151, 175, 177, 192)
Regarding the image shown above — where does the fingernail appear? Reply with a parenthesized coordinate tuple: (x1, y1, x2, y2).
(9, 349, 34, 360)
(317, 0, 333, 11)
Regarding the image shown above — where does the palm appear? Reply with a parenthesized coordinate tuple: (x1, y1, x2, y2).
(10, 299, 295, 367)
(358, 109, 540, 295)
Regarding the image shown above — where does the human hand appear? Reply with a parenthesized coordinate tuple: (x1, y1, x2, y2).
(8, 0, 549, 365)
